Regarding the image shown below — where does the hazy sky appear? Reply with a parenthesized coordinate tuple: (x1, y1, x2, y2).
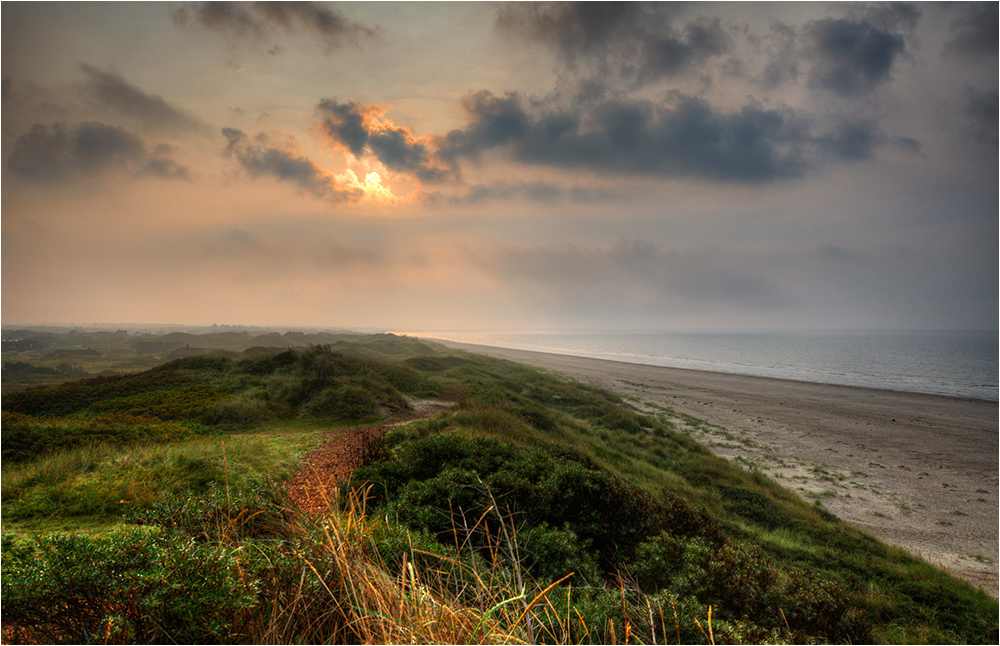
(2, 2, 997, 332)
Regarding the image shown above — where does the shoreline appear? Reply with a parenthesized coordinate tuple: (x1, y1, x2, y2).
(439, 340, 996, 404)
(437, 340, 999, 597)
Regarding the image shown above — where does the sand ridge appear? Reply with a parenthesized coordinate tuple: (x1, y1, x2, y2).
(440, 341, 999, 597)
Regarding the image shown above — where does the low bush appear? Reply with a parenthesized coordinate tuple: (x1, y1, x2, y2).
(2, 370, 195, 417)
(127, 478, 294, 543)
(1, 412, 216, 465)
(83, 385, 219, 420)
(353, 434, 665, 573)
(1, 529, 259, 644)
(2, 346, 434, 431)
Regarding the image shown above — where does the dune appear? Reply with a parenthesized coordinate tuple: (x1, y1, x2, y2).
(440, 340, 999, 597)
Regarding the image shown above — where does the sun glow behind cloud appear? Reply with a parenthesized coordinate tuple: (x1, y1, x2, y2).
(338, 168, 397, 205)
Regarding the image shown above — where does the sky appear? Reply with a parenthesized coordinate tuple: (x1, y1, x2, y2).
(2, 1, 997, 333)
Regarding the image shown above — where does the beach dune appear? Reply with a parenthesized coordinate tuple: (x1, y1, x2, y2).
(441, 341, 999, 597)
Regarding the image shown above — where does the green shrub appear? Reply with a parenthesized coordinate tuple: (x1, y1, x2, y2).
(127, 478, 293, 542)
(84, 385, 219, 420)
(1, 412, 216, 465)
(204, 393, 272, 426)
(2, 370, 196, 417)
(352, 434, 664, 572)
(519, 523, 601, 584)
(1, 529, 258, 644)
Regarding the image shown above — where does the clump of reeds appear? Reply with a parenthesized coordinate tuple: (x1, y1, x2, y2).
(257, 484, 535, 644)
(265, 483, 707, 646)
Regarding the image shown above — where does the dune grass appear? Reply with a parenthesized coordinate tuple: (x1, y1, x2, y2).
(1, 428, 320, 536)
(2, 338, 997, 644)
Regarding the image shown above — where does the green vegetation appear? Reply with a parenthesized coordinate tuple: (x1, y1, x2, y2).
(2, 332, 996, 644)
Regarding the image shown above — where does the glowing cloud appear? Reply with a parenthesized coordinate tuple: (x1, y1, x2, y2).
(335, 168, 398, 206)
(316, 99, 449, 183)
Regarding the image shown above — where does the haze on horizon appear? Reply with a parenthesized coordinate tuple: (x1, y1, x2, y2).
(2, 2, 997, 334)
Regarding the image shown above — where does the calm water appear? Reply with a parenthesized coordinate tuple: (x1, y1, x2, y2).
(430, 330, 999, 401)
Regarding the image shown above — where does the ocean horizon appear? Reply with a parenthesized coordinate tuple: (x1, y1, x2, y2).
(425, 329, 999, 402)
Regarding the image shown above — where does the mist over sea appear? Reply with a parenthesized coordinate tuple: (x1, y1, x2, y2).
(431, 330, 999, 402)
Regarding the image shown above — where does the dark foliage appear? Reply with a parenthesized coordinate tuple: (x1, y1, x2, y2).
(2, 370, 196, 417)
(1, 531, 259, 644)
(1, 412, 216, 465)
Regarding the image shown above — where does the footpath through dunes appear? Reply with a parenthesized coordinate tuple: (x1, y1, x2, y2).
(437, 340, 1000, 598)
(285, 399, 455, 516)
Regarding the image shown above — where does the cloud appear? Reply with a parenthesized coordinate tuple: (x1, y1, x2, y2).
(760, 22, 800, 89)
(438, 90, 902, 183)
(78, 64, 208, 134)
(496, 2, 731, 86)
(845, 2, 921, 33)
(803, 18, 906, 96)
(198, 228, 380, 271)
(173, 1, 376, 54)
(482, 239, 790, 318)
(7, 122, 191, 182)
(944, 2, 999, 57)
(439, 180, 619, 205)
(222, 127, 363, 202)
(316, 99, 449, 182)
(140, 144, 192, 179)
(816, 120, 879, 160)
(961, 86, 999, 147)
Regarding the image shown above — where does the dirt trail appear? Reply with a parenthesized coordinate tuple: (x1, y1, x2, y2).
(285, 400, 454, 516)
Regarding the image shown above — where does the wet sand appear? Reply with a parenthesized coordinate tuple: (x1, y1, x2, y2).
(440, 341, 999, 596)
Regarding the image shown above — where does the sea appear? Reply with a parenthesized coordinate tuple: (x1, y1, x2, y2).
(426, 330, 999, 402)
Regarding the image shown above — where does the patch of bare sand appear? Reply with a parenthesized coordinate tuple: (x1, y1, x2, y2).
(441, 341, 999, 597)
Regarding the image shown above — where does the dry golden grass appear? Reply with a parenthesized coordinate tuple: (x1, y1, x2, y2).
(257, 485, 710, 645)
(255, 485, 526, 644)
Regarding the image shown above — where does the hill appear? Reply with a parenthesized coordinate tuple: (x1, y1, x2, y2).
(2, 335, 996, 644)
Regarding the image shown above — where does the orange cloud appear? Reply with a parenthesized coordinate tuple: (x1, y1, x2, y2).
(316, 99, 450, 184)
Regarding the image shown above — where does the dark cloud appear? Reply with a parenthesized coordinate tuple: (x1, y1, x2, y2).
(817, 120, 878, 160)
(221, 127, 361, 202)
(496, 2, 731, 86)
(173, 1, 376, 53)
(944, 2, 999, 57)
(436, 92, 530, 163)
(7, 122, 190, 182)
(78, 65, 208, 134)
(438, 90, 898, 183)
(803, 18, 906, 96)
(316, 99, 448, 182)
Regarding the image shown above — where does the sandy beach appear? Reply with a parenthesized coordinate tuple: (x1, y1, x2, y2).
(440, 341, 999, 597)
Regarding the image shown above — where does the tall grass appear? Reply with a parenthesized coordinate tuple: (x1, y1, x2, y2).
(3, 481, 728, 645)
(261, 487, 523, 644)
(1, 433, 313, 524)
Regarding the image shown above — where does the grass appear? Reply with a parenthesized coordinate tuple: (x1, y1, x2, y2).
(2, 335, 998, 644)
(1, 427, 321, 535)
(3, 484, 726, 645)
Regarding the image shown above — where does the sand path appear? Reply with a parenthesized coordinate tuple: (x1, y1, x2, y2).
(441, 341, 999, 597)
(285, 400, 456, 516)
